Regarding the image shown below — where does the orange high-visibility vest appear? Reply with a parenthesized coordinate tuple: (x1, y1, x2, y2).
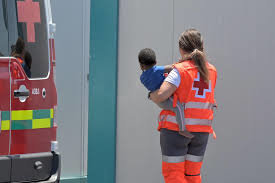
(17, 58, 24, 64)
(158, 60, 217, 133)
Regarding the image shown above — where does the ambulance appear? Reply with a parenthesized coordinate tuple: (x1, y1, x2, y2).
(0, 0, 60, 182)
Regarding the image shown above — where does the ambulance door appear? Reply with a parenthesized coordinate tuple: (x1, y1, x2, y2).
(0, 0, 11, 156)
(7, 0, 57, 155)
(0, 57, 12, 181)
(0, 0, 12, 181)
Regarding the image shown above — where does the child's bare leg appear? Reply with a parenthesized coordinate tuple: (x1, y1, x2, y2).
(156, 97, 194, 138)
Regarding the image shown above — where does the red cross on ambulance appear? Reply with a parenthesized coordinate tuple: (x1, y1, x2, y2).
(17, 0, 41, 43)
(192, 72, 211, 98)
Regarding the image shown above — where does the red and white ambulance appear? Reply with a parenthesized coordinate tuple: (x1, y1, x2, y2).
(0, 0, 60, 182)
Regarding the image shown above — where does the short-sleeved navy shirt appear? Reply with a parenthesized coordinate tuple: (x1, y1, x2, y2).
(140, 66, 165, 91)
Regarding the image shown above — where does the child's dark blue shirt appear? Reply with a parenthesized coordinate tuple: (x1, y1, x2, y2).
(140, 66, 165, 91)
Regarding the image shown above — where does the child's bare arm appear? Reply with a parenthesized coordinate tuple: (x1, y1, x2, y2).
(164, 65, 173, 73)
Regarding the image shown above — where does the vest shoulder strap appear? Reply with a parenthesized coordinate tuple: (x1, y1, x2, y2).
(174, 60, 196, 73)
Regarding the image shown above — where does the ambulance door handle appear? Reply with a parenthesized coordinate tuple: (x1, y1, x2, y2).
(13, 85, 30, 102)
(14, 91, 30, 97)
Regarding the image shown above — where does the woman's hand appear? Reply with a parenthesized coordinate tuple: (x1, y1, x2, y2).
(164, 65, 173, 73)
(150, 81, 177, 103)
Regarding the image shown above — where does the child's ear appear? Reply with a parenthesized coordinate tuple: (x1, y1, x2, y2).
(140, 64, 145, 71)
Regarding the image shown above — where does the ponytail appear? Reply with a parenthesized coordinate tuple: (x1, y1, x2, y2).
(191, 49, 209, 83)
(179, 28, 209, 82)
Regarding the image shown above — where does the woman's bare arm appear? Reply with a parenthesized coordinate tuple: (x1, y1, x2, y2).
(150, 81, 177, 103)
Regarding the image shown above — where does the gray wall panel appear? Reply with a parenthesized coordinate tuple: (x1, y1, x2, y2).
(117, 0, 275, 182)
(51, 0, 89, 178)
(117, 0, 173, 182)
(173, 0, 275, 182)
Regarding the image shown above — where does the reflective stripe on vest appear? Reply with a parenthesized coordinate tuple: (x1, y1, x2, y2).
(159, 115, 176, 123)
(159, 114, 212, 126)
(162, 154, 204, 163)
(185, 118, 212, 126)
(185, 102, 215, 110)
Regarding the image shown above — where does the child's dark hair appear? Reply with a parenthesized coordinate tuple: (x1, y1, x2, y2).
(138, 48, 156, 66)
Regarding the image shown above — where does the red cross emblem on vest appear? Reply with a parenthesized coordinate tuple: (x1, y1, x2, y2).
(17, 0, 41, 43)
(192, 72, 211, 98)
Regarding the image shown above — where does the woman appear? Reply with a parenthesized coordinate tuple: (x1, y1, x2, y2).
(11, 37, 25, 64)
(11, 38, 32, 78)
(150, 29, 217, 183)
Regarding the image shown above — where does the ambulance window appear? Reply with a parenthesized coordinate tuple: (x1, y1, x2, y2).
(0, 0, 9, 57)
(8, 0, 49, 78)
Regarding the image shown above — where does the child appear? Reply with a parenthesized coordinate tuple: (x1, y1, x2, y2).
(139, 48, 194, 138)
